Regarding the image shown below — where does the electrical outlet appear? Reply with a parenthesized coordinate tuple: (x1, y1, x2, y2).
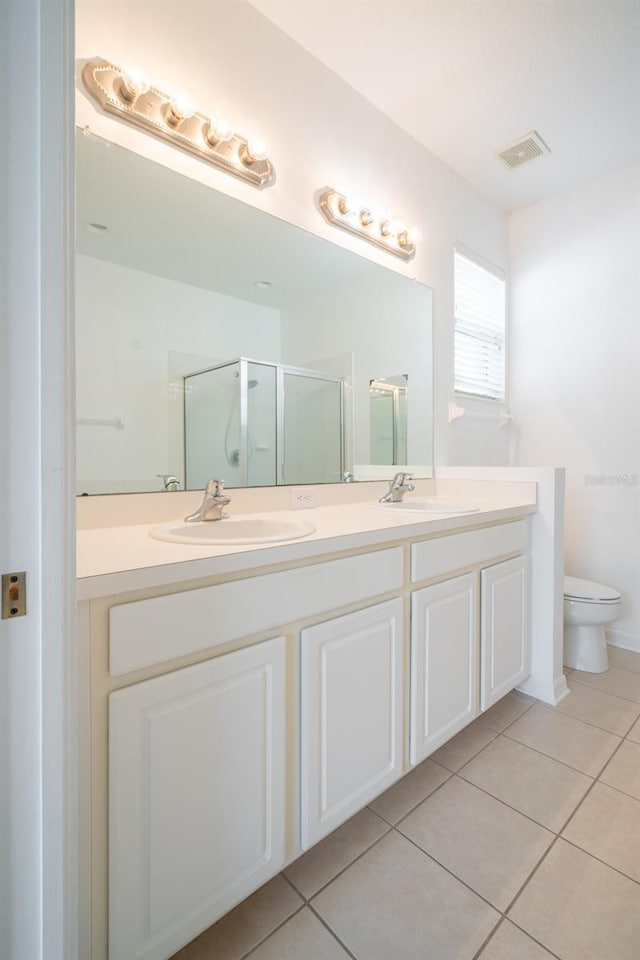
(290, 486, 317, 509)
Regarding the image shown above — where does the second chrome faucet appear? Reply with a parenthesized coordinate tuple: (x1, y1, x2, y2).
(379, 472, 415, 503)
(184, 479, 231, 522)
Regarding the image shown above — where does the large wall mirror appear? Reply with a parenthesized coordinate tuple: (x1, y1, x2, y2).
(76, 131, 433, 494)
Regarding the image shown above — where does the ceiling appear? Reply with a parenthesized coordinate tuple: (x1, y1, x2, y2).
(248, 0, 640, 212)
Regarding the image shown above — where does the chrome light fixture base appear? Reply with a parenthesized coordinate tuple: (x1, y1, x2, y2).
(81, 59, 274, 189)
(319, 189, 416, 261)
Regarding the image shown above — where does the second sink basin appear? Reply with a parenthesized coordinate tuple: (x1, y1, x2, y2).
(376, 498, 480, 514)
(149, 515, 316, 545)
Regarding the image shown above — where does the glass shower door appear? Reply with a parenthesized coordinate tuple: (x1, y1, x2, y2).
(281, 371, 343, 484)
(184, 361, 241, 489)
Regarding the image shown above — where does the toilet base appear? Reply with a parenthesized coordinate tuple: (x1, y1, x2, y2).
(564, 624, 609, 673)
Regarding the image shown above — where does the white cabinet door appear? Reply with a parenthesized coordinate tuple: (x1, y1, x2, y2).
(301, 599, 404, 849)
(410, 573, 479, 765)
(481, 555, 529, 710)
(108, 637, 286, 960)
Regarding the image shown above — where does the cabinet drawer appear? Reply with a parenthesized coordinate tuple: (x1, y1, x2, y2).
(110, 547, 404, 675)
(410, 520, 528, 583)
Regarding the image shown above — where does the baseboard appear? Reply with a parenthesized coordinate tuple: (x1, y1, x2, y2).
(517, 673, 570, 706)
(607, 628, 640, 653)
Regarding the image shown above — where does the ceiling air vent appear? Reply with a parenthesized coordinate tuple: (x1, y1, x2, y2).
(495, 131, 550, 169)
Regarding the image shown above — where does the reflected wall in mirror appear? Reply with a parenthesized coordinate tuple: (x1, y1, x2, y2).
(369, 375, 408, 466)
(76, 131, 433, 494)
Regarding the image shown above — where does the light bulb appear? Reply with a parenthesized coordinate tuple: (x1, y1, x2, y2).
(243, 137, 268, 163)
(206, 117, 233, 145)
(399, 226, 419, 247)
(167, 94, 195, 125)
(120, 66, 150, 102)
(359, 208, 374, 227)
(337, 194, 351, 215)
(379, 219, 393, 237)
(343, 193, 366, 217)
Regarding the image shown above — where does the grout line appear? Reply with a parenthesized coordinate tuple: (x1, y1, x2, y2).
(390, 768, 456, 829)
(305, 903, 360, 960)
(506, 916, 565, 960)
(501, 834, 562, 917)
(395, 826, 506, 915)
(367, 766, 455, 828)
(568, 673, 640, 706)
(470, 915, 506, 960)
(239, 901, 307, 960)
(287, 823, 394, 903)
(559, 834, 640, 886)
(455, 761, 590, 835)
(500, 725, 620, 779)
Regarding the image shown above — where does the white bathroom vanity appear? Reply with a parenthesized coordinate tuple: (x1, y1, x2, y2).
(76, 472, 566, 960)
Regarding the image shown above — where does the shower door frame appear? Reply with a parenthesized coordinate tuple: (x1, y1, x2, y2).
(184, 357, 345, 488)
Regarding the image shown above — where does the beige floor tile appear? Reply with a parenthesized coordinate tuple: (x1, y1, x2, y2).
(478, 920, 556, 960)
(481, 691, 535, 733)
(570, 666, 640, 703)
(600, 739, 640, 799)
(505, 703, 621, 776)
(284, 807, 389, 899)
(312, 831, 499, 960)
(429, 716, 497, 772)
(169, 876, 303, 960)
(555, 677, 640, 734)
(627, 716, 640, 743)
(509, 839, 640, 960)
(562, 781, 640, 880)
(608, 645, 640, 674)
(460, 735, 592, 832)
(369, 758, 450, 824)
(398, 777, 554, 911)
(245, 907, 350, 960)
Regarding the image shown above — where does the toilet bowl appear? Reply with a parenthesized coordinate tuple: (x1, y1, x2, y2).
(563, 576, 621, 673)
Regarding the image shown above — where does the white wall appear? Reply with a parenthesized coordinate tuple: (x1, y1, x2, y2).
(75, 0, 509, 469)
(76, 254, 281, 492)
(510, 162, 640, 650)
(281, 273, 433, 467)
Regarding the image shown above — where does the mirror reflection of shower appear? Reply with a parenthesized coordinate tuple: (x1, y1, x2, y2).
(225, 371, 258, 468)
(185, 357, 344, 488)
(369, 374, 408, 466)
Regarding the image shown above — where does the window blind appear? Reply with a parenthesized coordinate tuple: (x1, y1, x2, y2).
(454, 249, 506, 401)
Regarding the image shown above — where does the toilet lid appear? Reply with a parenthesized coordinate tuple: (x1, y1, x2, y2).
(564, 576, 621, 602)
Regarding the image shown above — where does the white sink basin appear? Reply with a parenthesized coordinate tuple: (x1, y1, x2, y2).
(149, 515, 316, 545)
(376, 498, 480, 514)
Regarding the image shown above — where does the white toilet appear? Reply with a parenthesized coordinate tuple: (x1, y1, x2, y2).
(563, 576, 622, 673)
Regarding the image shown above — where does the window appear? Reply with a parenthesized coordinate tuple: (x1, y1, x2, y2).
(454, 248, 506, 401)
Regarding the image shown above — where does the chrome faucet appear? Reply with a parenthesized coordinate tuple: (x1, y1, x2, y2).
(184, 479, 231, 522)
(157, 474, 181, 491)
(379, 471, 415, 503)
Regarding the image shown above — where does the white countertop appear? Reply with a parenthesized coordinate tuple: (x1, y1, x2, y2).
(77, 496, 537, 600)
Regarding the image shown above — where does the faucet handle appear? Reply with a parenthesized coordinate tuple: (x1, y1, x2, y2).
(392, 471, 413, 485)
(205, 478, 225, 495)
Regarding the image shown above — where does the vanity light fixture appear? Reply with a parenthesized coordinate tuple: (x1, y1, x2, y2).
(319, 188, 418, 261)
(81, 58, 274, 188)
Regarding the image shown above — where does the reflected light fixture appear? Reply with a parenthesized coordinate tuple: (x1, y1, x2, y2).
(82, 58, 274, 188)
(319, 188, 417, 260)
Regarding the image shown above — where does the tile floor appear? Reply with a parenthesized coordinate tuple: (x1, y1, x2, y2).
(172, 647, 640, 960)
